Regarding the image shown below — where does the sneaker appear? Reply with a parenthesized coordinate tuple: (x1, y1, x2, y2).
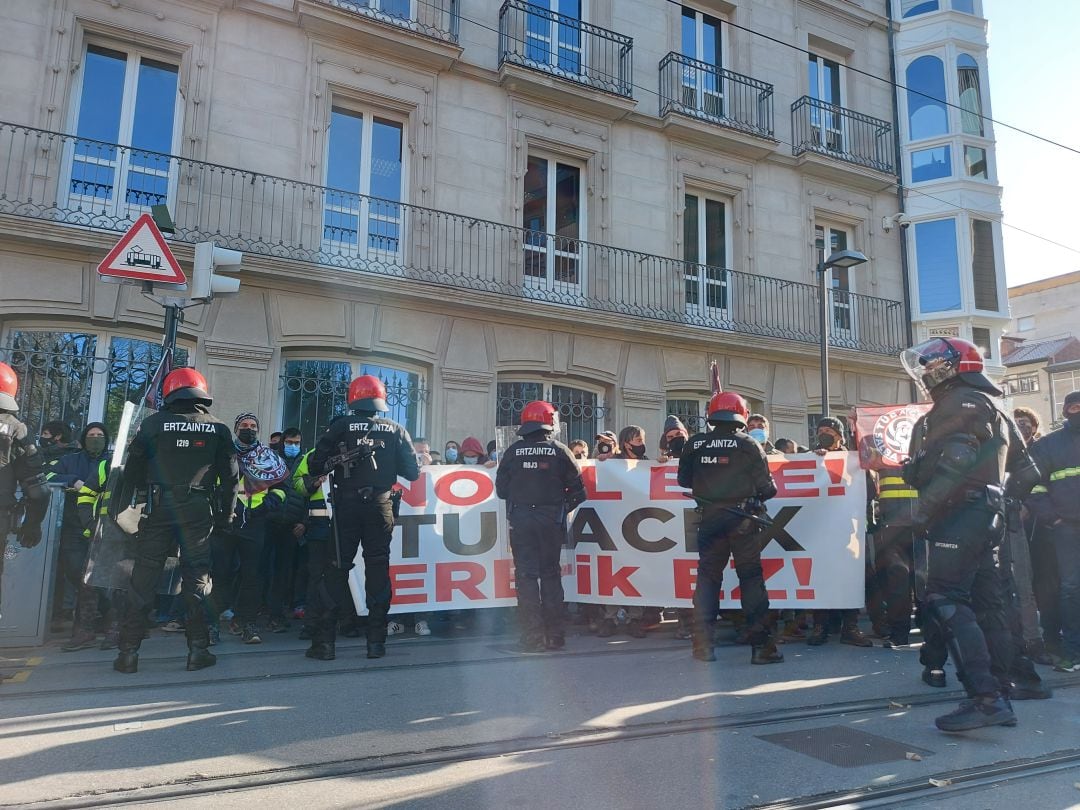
(807, 625, 828, 646)
(61, 630, 98, 652)
(219, 609, 235, 622)
(544, 633, 566, 651)
(100, 625, 120, 651)
(161, 619, 185, 633)
(627, 619, 647, 639)
(1053, 658, 1080, 673)
(751, 640, 784, 665)
(922, 667, 947, 688)
(840, 625, 874, 648)
(242, 623, 262, 644)
(883, 633, 910, 648)
(386, 621, 406, 637)
(207, 626, 221, 646)
(935, 696, 1016, 732)
(227, 618, 243, 636)
(292, 606, 306, 620)
(267, 617, 290, 634)
(673, 624, 693, 641)
(414, 620, 431, 636)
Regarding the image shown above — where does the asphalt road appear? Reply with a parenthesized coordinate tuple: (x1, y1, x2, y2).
(2, 622, 1078, 809)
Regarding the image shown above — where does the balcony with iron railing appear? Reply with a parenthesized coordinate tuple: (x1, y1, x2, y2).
(659, 53, 775, 141)
(0, 122, 906, 355)
(304, 0, 459, 43)
(791, 96, 895, 176)
(497, 0, 633, 101)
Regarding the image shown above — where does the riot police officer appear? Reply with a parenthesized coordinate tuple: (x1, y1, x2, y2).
(0, 362, 50, 617)
(902, 337, 1040, 731)
(495, 400, 586, 652)
(113, 368, 238, 674)
(678, 391, 783, 665)
(307, 375, 419, 660)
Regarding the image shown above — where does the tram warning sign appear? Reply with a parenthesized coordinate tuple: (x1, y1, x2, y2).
(97, 213, 186, 285)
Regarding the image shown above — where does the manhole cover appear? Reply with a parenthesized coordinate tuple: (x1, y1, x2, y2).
(757, 724, 934, 768)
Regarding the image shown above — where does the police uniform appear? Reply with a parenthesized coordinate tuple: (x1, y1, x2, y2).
(678, 415, 780, 663)
(495, 423, 586, 651)
(115, 399, 238, 672)
(307, 406, 418, 658)
(902, 337, 1040, 730)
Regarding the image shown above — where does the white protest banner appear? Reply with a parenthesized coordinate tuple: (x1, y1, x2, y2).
(349, 453, 866, 613)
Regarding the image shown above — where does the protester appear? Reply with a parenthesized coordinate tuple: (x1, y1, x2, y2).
(746, 414, 779, 455)
(263, 427, 307, 633)
(444, 440, 460, 464)
(460, 437, 486, 465)
(594, 431, 618, 460)
(568, 440, 589, 460)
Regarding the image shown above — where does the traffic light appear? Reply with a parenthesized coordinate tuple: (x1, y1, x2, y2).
(191, 242, 242, 300)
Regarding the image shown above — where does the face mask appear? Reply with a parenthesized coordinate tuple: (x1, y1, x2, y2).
(628, 444, 646, 459)
(237, 428, 258, 446)
(445, 448, 459, 462)
(574, 453, 586, 460)
(84, 436, 107, 456)
(748, 428, 768, 444)
(283, 444, 301, 459)
(38, 436, 56, 447)
(1067, 412, 1080, 429)
(597, 443, 612, 455)
(667, 436, 686, 456)
(463, 455, 478, 465)
(489, 451, 498, 463)
(816, 433, 837, 450)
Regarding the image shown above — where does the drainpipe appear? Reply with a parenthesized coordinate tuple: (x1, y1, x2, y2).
(886, 0, 919, 403)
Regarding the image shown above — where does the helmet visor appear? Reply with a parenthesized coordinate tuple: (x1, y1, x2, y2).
(901, 338, 960, 395)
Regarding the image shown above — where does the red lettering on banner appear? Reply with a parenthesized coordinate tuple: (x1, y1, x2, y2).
(772, 459, 819, 498)
(597, 555, 640, 598)
(433, 469, 494, 507)
(649, 465, 691, 501)
(729, 558, 787, 600)
(793, 557, 815, 599)
(494, 558, 516, 598)
(396, 474, 428, 508)
(435, 562, 486, 601)
(581, 465, 622, 500)
(389, 564, 428, 605)
(673, 558, 697, 599)
(822, 457, 846, 496)
(577, 555, 592, 594)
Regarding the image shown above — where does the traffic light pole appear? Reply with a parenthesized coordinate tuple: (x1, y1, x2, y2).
(162, 301, 182, 358)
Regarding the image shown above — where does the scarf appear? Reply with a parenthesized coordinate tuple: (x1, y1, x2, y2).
(234, 438, 289, 495)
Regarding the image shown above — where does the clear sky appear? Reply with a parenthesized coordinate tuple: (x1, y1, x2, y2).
(983, 0, 1080, 287)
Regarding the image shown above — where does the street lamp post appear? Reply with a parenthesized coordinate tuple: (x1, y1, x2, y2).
(818, 248, 868, 419)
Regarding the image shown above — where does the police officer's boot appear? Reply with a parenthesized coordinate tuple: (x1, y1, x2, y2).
(186, 642, 217, 671)
(306, 622, 337, 661)
(751, 638, 784, 665)
(935, 695, 1017, 732)
(692, 629, 716, 662)
(113, 646, 139, 674)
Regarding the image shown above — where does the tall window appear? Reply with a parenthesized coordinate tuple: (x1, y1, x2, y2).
(808, 53, 844, 151)
(523, 154, 583, 294)
(683, 193, 730, 320)
(816, 224, 856, 339)
(680, 8, 723, 117)
(901, 0, 939, 16)
(1, 330, 187, 438)
(970, 219, 999, 311)
(666, 397, 708, 434)
(964, 145, 988, 179)
(67, 45, 180, 217)
(906, 55, 948, 140)
(279, 358, 426, 444)
(911, 145, 952, 182)
(496, 380, 604, 443)
(525, 0, 582, 75)
(1052, 369, 1080, 417)
(323, 107, 405, 260)
(957, 54, 984, 136)
(914, 218, 962, 313)
(972, 327, 992, 359)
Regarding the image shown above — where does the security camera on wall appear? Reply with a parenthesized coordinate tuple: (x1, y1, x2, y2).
(881, 213, 912, 233)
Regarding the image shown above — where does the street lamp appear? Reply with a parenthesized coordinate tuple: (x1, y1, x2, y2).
(818, 248, 868, 419)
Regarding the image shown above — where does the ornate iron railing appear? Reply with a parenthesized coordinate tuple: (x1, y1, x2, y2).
(498, 0, 633, 98)
(310, 0, 459, 43)
(0, 122, 906, 354)
(791, 96, 895, 174)
(658, 53, 774, 139)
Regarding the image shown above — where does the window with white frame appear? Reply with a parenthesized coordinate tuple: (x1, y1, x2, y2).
(496, 380, 605, 444)
(1002, 374, 1040, 395)
(522, 153, 584, 294)
(1052, 369, 1080, 415)
(680, 7, 724, 118)
(906, 55, 949, 141)
(683, 192, 731, 321)
(1017, 315, 1035, 332)
(666, 396, 708, 434)
(525, 0, 583, 76)
(808, 52, 845, 152)
(1, 328, 189, 439)
(66, 44, 181, 218)
(279, 358, 426, 444)
(323, 106, 405, 261)
(815, 222, 857, 339)
(957, 54, 985, 137)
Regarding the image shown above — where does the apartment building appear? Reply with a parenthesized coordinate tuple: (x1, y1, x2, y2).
(0, 0, 913, 449)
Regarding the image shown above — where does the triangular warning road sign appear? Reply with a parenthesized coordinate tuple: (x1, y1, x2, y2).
(97, 213, 186, 285)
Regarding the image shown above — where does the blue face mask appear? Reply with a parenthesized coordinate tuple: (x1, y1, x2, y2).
(748, 428, 768, 444)
(283, 444, 301, 459)
(445, 448, 459, 463)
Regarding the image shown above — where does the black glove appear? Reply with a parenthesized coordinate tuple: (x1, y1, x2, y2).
(17, 521, 42, 549)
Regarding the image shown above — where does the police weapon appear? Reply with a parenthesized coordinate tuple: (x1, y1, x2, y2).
(324, 439, 381, 478)
(720, 506, 774, 528)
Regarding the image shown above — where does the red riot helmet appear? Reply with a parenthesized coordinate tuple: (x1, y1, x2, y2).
(901, 337, 996, 396)
(347, 374, 388, 412)
(162, 367, 211, 405)
(0, 362, 19, 411)
(519, 400, 559, 436)
(707, 392, 750, 426)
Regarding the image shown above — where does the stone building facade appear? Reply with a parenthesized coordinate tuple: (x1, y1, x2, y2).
(0, 0, 912, 450)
